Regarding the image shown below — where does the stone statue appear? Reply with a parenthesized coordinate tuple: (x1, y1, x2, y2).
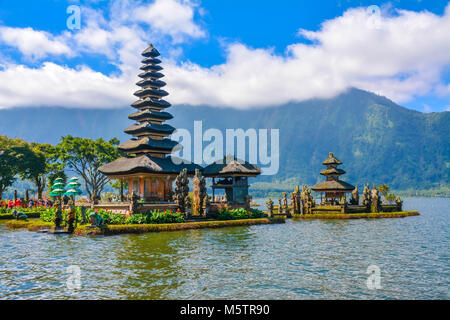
(350, 186, 359, 205)
(362, 184, 371, 208)
(266, 198, 274, 217)
(396, 197, 403, 211)
(278, 198, 283, 214)
(293, 185, 300, 214)
(300, 184, 314, 214)
(203, 195, 211, 217)
(80, 206, 88, 224)
(54, 199, 63, 229)
(290, 192, 296, 214)
(12, 209, 27, 220)
(184, 194, 192, 219)
(67, 199, 76, 233)
(175, 169, 189, 213)
(129, 191, 140, 214)
(340, 195, 347, 213)
(282, 192, 290, 216)
(89, 211, 105, 227)
(371, 184, 381, 213)
(192, 169, 206, 216)
(245, 194, 252, 209)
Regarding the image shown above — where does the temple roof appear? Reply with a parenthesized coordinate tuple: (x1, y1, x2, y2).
(128, 110, 173, 121)
(133, 88, 169, 98)
(98, 154, 202, 176)
(141, 44, 160, 58)
(124, 122, 175, 136)
(136, 79, 166, 88)
(320, 168, 346, 175)
(138, 71, 164, 79)
(131, 98, 171, 109)
(139, 64, 163, 72)
(323, 152, 342, 165)
(119, 136, 179, 153)
(203, 158, 261, 177)
(311, 180, 355, 192)
(141, 57, 161, 64)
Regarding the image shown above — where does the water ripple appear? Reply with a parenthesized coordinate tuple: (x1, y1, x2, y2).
(0, 198, 448, 299)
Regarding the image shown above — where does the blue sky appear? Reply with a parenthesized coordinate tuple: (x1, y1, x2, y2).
(0, 0, 449, 112)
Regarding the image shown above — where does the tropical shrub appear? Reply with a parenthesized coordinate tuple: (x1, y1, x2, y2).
(125, 213, 149, 224)
(217, 208, 264, 220)
(91, 209, 185, 225)
(147, 209, 185, 224)
(40, 207, 58, 222)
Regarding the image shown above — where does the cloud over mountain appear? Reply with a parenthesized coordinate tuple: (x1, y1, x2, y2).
(0, 1, 449, 110)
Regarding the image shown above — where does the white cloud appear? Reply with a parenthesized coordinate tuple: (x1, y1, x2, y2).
(134, 0, 206, 43)
(0, 62, 132, 108)
(0, 27, 73, 59)
(0, 3, 449, 110)
(164, 5, 450, 108)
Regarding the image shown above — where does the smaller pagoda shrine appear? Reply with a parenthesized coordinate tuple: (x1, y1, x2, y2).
(312, 152, 355, 205)
(203, 157, 261, 208)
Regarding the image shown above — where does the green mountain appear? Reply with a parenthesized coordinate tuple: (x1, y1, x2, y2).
(1, 88, 449, 196)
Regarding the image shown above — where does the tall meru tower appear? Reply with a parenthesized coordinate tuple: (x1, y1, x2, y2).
(99, 44, 200, 202)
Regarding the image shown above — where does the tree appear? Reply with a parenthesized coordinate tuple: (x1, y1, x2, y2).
(0, 136, 36, 200)
(55, 136, 122, 204)
(20, 143, 63, 199)
(110, 179, 129, 201)
(377, 184, 396, 204)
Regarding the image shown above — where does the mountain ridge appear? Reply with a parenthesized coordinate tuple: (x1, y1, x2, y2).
(1, 88, 449, 195)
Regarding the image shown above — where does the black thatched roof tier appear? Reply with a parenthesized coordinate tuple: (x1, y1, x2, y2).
(133, 88, 169, 98)
(141, 44, 160, 58)
(320, 168, 346, 176)
(136, 79, 166, 88)
(141, 57, 161, 64)
(138, 71, 164, 79)
(140, 64, 163, 72)
(98, 154, 202, 176)
(311, 180, 355, 192)
(124, 122, 175, 136)
(131, 98, 171, 109)
(128, 110, 173, 122)
(203, 159, 261, 177)
(119, 136, 179, 153)
(323, 152, 342, 165)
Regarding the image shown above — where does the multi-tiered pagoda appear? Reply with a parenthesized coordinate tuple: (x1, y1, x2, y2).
(311, 152, 355, 205)
(99, 44, 200, 202)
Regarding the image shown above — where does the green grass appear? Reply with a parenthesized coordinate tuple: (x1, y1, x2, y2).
(5, 219, 53, 231)
(74, 217, 286, 236)
(292, 211, 419, 219)
(0, 212, 41, 219)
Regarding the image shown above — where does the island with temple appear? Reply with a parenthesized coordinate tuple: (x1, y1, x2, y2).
(266, 152, 419, 219)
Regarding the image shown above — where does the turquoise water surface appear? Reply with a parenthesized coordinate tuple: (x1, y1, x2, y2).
(0, 197, 448, 299)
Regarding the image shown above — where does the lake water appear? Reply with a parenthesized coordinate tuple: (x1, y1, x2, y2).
(0, 198, 448, 300)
